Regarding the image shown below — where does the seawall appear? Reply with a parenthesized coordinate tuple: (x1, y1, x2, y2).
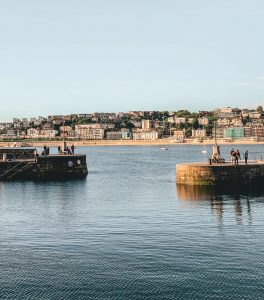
(0, 155, 88, 181)
(176, 162, 264, 186)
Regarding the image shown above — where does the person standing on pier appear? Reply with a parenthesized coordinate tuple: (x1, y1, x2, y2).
(234, 150, 239, 165)
(236, 149, 241, 160)
(244, 150, 248, 165)
(71, 144, 75, 155)
(43, 145, 47, 156)
(230, 149, 235, 164)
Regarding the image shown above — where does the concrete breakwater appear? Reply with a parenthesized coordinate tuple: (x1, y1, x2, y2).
(176, 162, 264, 186)
(0, 148, 88, 180)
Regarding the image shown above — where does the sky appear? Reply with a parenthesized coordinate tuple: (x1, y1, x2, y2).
(0, 0, 264, 121)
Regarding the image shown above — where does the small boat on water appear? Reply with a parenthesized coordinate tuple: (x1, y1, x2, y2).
(161, 146, 168, 151)
(201, 144, 207, 154)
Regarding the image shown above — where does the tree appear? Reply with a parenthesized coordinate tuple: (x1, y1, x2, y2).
(175, 110, 191, 117)
(256, 105, 263, 113)
(192, 118, 199, 129)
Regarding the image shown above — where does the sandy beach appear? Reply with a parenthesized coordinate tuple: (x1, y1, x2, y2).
(0, 139, 264, 148)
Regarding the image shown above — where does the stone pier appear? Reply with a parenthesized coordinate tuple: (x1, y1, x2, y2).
(0, 148, 88, 180)
(176, 161, 264, 186)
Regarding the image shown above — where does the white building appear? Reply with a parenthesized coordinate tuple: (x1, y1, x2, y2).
(133, 130, 158, 140)
(242, 111, 262, 119)
(77, 123, 115, 130)
(174, 117, 186, 124)
(167, 117, 175, 123)
(231, 118, 243, 127)
(217, 118, 230, 127)
(76, 125, 105, 139)
(192, 129, 207, 138)
(39, 129, 58, 138)
(220, 107, 233, 113)
(6, 129, 17, 137)
(27, 128, 40, 138)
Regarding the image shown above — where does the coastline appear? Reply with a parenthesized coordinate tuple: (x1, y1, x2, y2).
(1, 139, 264, 147)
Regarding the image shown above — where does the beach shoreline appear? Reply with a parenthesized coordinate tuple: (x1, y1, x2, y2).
(1, 139, 264, 147)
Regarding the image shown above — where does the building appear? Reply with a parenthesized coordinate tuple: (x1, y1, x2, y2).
(132, 130, 158, 140)
(224, 127, 244, 139)
(27, 128, 40, 138)
(220, 107, 233, 113)
(172, 130, 185, 140)
(59, 126, 77, 138)
(50, 115, 71, 121)
(39, 129, 58, 138)
(131, 121, 142, 128)
(187, 118, 194, 124)
(17, 130, 26, 138)
(244, 127, 252, 138)
(174, 117, 186, 124)
(167, 117, 175, 123)
(76, 125, 105, 139)
(77, 123, 115, 130)
(141, 120, 155, 130)
(198, 117, 209, 126)
(217, 118, 230, 127)
(231, 118, 243, 127)
(252, 126, 264, 139)
(77, 114, 93, 119)
(121, 128, 132, 139)
(106, 131, 122, 140)
(242, 111, 262, 119)
(212, 127, 225, 139)
(192, 129, 207, 138)
(6, 129, 17, 138)
(0, 123, 12, 130)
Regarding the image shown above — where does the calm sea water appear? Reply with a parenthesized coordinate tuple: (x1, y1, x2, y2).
(1, 144, 264, 299)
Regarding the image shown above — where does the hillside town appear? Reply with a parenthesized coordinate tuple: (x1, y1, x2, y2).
(0, 106, 264, 142)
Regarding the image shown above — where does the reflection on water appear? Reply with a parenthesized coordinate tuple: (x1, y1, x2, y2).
(176, 184, 259, 226)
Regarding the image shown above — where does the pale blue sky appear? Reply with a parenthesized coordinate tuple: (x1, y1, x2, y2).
(0, 0, 264, 120)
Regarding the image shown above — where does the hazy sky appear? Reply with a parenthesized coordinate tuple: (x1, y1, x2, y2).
(0, 0, 264, 121)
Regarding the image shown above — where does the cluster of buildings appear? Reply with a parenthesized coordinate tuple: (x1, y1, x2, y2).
(0, 107, 264, 141)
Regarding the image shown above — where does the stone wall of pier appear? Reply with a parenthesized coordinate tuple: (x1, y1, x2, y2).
(176, 163, 264, 186)
(0, 155, 88, 180)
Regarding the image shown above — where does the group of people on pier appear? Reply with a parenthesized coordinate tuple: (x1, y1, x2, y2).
(34, 144, 76, 158)
(58, 144, 75, 155)
(34, 146, 50, 158)
(230, 149, 248, 165)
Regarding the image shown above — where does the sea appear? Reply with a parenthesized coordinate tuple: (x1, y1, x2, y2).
(1, 144, 264, 300)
